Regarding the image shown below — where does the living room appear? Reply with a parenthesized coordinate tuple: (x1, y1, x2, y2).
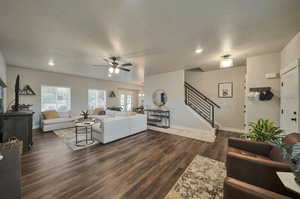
(1, 0, 300, 199)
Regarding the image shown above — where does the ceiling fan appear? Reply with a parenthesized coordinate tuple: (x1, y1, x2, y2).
(93, 56, 133, 76)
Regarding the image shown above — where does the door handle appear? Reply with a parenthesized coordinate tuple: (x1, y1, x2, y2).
(291, 118, 297, 121)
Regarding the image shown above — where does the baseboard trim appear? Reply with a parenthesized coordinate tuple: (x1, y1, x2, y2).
(171, 125, 215, 135)
(148, 125, 216, 142)
(219, 127, 245, 134)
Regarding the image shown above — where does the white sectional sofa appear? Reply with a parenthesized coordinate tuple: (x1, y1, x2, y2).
(92, 112, 147, 144)
(41, 110, 147, 143)
(41, 112, 79, 132)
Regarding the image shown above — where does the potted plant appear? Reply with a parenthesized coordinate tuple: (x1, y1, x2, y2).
(80, 110, 89, 119)
(242, 119, 282, 142)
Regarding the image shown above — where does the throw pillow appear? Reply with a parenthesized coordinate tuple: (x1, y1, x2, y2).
(42, 110, 60, 119)
(92, 108, 105, 115)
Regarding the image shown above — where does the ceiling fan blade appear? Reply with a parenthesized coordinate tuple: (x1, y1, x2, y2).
(103, 58, 113, 65)
(121, 63, 133, 67)
(119, 67, 131, 72)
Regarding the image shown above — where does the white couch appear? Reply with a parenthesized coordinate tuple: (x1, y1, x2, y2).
(41, 110, 147, 142)
(92, 113, 147, 144)
(41, 112, 78, 132)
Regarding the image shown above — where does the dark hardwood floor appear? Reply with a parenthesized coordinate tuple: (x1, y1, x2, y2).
(21, 129, 240, 199)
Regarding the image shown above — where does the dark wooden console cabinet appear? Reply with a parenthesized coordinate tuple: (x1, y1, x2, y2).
(0, 111, 34, 152)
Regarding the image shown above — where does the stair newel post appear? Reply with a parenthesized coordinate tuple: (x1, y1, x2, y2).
(211, 105, 215, 128)
(186, 87, 190, 104)
(184, 85, 187, 104)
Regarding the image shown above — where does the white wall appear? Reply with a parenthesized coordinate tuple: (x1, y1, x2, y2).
(185, 66, 246, 132)
(245, 53, 281, 128)
(0, 51, 7, 111)
(281, 32, 300, 69)
(144, 70, 211, 131)
(7, 66, 143, 128)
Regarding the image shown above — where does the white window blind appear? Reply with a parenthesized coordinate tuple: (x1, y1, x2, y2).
(41, 86, 71, 112)
(119, 90, 133, 112)
(88, 89, 106, 110)
(126, 95, 132, 111)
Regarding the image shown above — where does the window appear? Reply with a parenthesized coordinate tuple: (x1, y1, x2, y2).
(88, 89, 106, 110)
(138, 93, 144, 107)
(120, 94, 125, 111)
(119, 90, 133, 112)
(126, 95, 132, 111)
(41, 86, 71, 112)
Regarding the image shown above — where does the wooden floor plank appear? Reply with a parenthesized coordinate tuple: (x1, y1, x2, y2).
(21, 129, 240, 199)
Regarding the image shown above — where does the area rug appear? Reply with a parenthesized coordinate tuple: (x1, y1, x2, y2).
(165, 155, 226, 199)
(54, 128, 99, 151)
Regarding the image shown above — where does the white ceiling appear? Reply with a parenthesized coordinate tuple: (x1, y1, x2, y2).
(0, 0, 300, 85)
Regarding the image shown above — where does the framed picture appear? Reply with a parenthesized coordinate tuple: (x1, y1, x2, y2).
(218, 82, 233, 98)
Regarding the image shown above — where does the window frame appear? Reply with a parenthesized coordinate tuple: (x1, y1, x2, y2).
(119, 90, 133, 112)
(88, 89, 107, 110)
(41, 85, 71, 112)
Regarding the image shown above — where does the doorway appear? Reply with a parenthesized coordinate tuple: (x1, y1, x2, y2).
(119, 90, 133, 112)
(281, 66, 299, 134)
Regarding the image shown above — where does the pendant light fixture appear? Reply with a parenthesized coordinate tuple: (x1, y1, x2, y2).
(220, 54, 234, 68)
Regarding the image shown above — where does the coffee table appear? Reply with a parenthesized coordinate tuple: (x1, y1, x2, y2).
(75, 122, 95, 146)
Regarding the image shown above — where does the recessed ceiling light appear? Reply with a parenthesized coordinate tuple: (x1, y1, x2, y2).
(195, 48, 203, 54)
(220, 55, 234, 68)
(48, 60, 55, 66)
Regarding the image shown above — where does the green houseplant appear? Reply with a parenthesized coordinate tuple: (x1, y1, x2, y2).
(242, 119, 282, 142)
(80, 110, 89, 119)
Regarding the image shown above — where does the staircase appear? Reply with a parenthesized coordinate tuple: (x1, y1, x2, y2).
(184, 82, 220, 128)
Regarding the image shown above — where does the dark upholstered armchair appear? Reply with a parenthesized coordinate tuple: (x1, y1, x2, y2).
(224, 177, 292, 199)
(226, 133, 300, 198)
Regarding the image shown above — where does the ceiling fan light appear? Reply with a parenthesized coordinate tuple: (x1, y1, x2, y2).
(220, 57, 234, 68)
(115, 68, 120, 74)
(109, 67, 114, 73)
(108, 73, 112, 77)
(195, 48, 203, 54)
(48, 59, 55, 66)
